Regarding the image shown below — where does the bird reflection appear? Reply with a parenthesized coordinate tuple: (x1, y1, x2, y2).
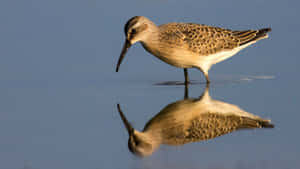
(117, 84, 274, 157)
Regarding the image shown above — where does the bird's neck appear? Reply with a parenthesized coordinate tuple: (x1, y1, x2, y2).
(142, 24, 160, 43)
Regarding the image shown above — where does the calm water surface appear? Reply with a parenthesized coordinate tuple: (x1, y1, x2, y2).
(0, 0, 300, 169)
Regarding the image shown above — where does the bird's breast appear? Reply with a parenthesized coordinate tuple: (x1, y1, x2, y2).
(141, 42, 198, 68)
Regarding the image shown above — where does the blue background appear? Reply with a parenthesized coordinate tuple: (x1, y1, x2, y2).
(0, 0, 299, 169)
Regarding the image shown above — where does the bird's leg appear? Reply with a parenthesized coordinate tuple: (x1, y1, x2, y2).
(184, 68, 189, 85)
(205, 73, 210, 84)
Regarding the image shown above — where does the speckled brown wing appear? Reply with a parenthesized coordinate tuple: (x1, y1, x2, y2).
(181, 113, 273, 143)
(160, 23, 271, 56)
(174, 23, 240, 55)
(158, 23, 187, 46)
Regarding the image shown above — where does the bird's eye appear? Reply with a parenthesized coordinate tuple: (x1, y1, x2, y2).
(135, 140, 140, 146)
(133, 136, 140, 146)
(131, 28, 137, 34)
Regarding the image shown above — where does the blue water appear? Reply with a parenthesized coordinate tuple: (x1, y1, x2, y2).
(0, 0, 299, 169)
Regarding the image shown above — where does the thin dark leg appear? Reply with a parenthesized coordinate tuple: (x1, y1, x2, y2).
(184, 82, 189, 99)
(205, 81, 210, 92)
(205, 73, 210, 84)
(184, 68, 189, 85)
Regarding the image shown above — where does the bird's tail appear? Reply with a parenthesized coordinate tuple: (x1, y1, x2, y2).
(239, 117, 274, 129)
(258, 119, 274, 128)
(255, 28, 272, 40)
(234, 27, 272, 46)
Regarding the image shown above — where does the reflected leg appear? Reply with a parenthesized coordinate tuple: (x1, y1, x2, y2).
(184, 82, 189, 99)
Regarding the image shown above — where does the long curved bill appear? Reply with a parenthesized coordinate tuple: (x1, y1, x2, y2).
(116, 40, 131, 72)
(117, 104, 134, 135)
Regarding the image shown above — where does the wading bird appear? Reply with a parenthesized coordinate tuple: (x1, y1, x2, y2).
(116, 16, 271, 84)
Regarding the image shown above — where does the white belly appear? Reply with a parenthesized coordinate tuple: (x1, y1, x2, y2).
(141, 41, 255, 71)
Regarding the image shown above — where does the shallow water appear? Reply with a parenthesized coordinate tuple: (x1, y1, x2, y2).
(1, 0, 300, 169)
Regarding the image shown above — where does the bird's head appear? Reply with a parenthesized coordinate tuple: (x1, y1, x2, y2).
(117, 104, 155, 157)
(116, 16, 156, 72)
